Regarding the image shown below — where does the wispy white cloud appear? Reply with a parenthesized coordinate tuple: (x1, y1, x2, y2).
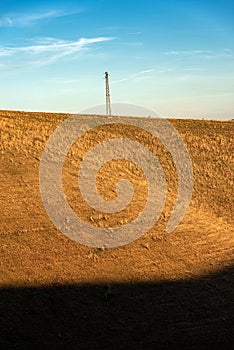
(137, 69, 154, 74)
(164, 50, 211, 56)
(0, 37, 114, 67)
(0, 50, 12, 57)
(128, 31, 142, 35)
(0, 9, 81, 27)
(165, 49, 234, 59)
(111, 68, 174, 84)
(112, 69, 154, 84)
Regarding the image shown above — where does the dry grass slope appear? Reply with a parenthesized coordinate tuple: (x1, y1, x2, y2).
(0, 110, 233, 286)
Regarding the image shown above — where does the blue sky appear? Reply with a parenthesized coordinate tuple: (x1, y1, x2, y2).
(0, 0, 233, 118)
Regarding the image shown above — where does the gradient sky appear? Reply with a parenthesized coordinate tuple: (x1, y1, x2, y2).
(0, 0, 233, 118)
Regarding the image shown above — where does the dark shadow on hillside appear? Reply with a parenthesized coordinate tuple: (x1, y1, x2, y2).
(0, 267, 233, 350)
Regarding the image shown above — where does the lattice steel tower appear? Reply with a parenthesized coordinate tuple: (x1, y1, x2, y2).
(105, 72, 111, 116)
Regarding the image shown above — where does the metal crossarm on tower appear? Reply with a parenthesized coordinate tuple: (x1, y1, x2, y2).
(105, 72, 111, 116)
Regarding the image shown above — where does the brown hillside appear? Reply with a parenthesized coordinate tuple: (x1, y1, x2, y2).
(0, 110, 233, 287)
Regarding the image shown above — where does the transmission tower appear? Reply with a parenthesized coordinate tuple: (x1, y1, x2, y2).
(105, 72, 111, 116)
